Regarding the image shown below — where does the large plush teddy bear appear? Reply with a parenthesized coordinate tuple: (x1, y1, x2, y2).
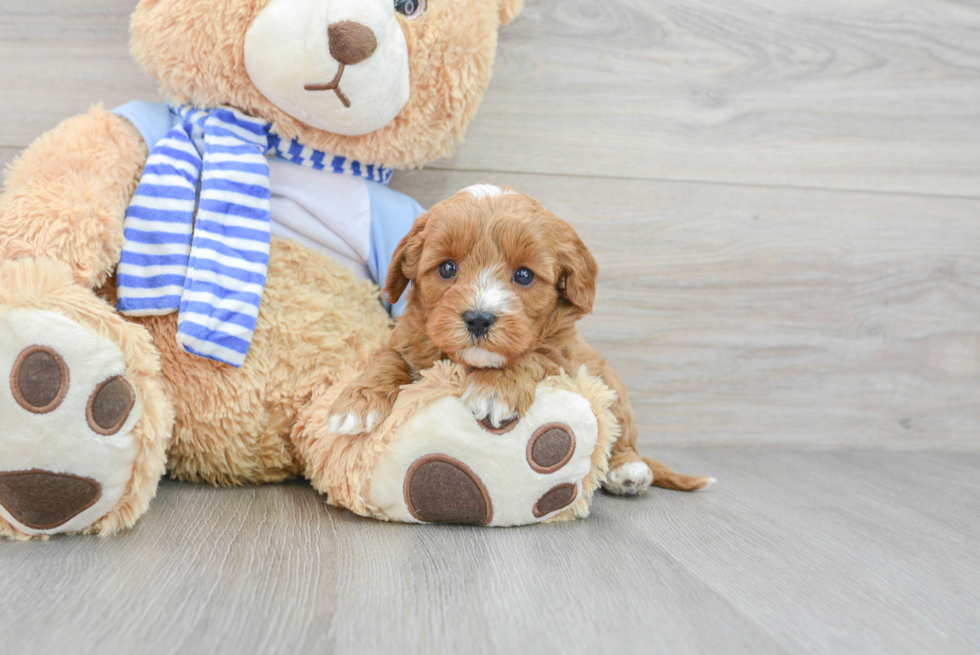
(0, 0, 677, 540)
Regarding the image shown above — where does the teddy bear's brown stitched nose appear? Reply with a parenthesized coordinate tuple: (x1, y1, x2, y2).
(328, 21, 378, 66)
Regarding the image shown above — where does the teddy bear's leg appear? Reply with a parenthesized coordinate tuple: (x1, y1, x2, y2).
(0, 109, 172, 538)
(599, 363, 712, 494)
(295, 362, 621, 526)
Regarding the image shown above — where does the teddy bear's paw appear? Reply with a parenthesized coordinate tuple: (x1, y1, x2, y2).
(0, 306, 142, 536)
(368, 386, 600, 526)
(603, 461, 654, 496)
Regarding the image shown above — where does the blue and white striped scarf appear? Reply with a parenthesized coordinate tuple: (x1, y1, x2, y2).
(116, 104, 392, 367)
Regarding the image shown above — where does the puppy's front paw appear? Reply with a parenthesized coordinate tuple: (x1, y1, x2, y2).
(462, 383, 517, 429)
(603, 461, 654, 496)
(327, 386, 392, 436)
(327, 409, 383, 436)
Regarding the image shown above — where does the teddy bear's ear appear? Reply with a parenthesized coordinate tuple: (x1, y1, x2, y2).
(499, 0, 524, 26)
(384, 212, 430, 304)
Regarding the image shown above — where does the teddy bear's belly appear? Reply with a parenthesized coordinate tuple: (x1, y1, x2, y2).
(139, 237, 393, 486)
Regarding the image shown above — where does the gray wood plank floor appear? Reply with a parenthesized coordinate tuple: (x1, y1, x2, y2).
(0, 450, 976, 655)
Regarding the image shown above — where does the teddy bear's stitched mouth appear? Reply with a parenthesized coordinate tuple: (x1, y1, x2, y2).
(304, 64, 352, 108)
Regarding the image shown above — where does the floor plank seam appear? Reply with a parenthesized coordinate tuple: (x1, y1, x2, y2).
(421, 164, 980, 202)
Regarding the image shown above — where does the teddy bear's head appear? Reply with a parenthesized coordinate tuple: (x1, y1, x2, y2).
(130, 0, 522, 168)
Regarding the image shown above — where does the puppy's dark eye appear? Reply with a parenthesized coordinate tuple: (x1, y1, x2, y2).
(438, 260, 457, 279)
(513, 267, 535, 287)
(395, 0, 426, 18)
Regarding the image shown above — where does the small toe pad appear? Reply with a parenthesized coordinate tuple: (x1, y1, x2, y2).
(11, 346, 69, 414)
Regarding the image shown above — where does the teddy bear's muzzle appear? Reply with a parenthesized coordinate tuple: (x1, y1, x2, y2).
(302, 21, 379, 108)
(0, 470, 102, 530)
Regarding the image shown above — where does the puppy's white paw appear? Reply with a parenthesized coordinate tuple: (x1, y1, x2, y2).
(327, 410, 381, 436)
(462, 384, 516, 429)
(603, 461, 654, 496)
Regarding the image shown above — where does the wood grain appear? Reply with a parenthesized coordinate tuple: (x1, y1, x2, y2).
(2, 0, 980, 197)
(446, 0, 980, 197)
(642, 448, 980, 655)
(0, 0, 157, 146)
(1, 451, 977, 654)
(391, 170, 980, 450)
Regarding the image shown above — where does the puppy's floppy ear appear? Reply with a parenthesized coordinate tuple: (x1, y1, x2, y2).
(384, 212, 429, 304)
(499, 0, 523, 26)
(555, 220, 598, 315)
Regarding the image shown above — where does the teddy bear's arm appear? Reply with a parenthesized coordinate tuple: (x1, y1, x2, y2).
(0, 106, 148, 289)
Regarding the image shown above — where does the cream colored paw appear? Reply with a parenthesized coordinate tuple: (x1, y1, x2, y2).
(369, 385, 600, 527)
(603, 461, 654, 496)
(0, 307, 142, 536)
(461, 384, 516, 429)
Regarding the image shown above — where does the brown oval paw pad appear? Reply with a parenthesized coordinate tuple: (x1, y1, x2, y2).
(87, 376, 135, 436)
(404, 455, 493, 525)
(10, 346, 69, 414)
(527, 423, 575, 474)
(533, 483, 578, 518)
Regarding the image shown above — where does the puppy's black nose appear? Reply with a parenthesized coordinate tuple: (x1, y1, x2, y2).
(463, 310, 496, 338)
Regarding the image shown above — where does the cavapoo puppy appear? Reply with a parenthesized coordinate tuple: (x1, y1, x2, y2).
(328, 185, 710, 494)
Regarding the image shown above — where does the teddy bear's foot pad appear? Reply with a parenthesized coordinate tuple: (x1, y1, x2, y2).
(0, 307, 141, 535)
(0, 470, 102, 530)
(405, 455, 492, 525)
(370, 387, 598, 526)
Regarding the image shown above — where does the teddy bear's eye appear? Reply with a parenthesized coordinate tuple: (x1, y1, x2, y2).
(439, 260, 457, 279)
(513, 267, 535, 287)
(395, 0, 427, 19)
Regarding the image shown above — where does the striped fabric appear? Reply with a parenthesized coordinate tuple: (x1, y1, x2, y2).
(268, 134, 392, 185)
(116, 104, 391, 367)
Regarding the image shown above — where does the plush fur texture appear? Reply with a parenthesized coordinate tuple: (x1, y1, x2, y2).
(130, 0, 519, 168)
(330, 188, 711, 492)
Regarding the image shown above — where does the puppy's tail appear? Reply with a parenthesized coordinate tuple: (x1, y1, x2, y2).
(643, 457, 714, 492)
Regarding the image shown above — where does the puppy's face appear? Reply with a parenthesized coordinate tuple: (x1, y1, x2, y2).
(386, 185, 598, 368)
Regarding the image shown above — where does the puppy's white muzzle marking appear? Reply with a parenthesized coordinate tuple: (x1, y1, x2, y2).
(460, 347, 506, 369)
(245, 0, 410, 136)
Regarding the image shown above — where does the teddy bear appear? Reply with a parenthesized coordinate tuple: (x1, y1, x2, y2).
(0, 0, 671, 539)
